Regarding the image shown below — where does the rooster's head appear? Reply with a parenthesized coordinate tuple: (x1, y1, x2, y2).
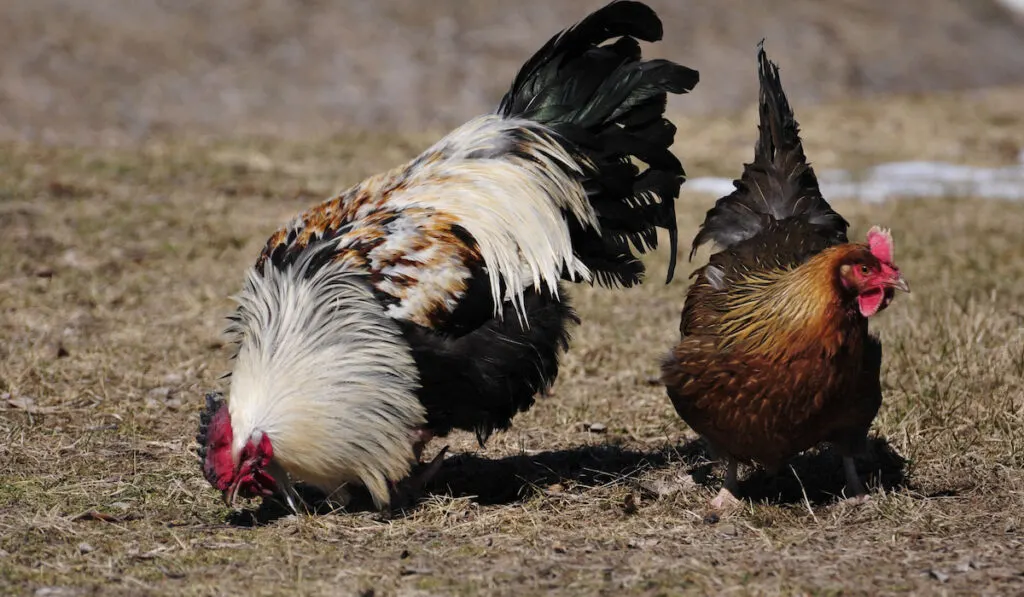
(197, 392, 278, 507)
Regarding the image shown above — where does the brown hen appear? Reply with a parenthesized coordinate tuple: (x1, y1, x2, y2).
(661, 44, 909, 509)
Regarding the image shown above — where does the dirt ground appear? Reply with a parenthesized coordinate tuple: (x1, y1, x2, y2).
(2, 80, 1024, 595)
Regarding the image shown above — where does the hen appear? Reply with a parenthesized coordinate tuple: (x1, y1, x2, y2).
(660, 44, 908, 510)
(197, 0, 699, 512)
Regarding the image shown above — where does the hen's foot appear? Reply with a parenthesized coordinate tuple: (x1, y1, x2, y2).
(710, 487, 741, 511)
(838, 493, 872, 507)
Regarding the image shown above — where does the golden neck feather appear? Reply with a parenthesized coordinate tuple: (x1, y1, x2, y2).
(716, 246, 861, 358)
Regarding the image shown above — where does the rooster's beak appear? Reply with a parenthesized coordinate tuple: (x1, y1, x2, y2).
(891, 272, 910, 293)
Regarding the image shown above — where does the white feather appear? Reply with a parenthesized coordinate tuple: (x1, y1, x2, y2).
(382, 115, 599, 324)
(225, 242, 426, 508)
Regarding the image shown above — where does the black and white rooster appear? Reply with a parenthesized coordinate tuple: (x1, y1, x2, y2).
(197, 0, 699, 512)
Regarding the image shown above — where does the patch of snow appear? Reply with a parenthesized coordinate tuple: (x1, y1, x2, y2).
(686, 155, 1024, 202)
(995, 0, 1024, 15)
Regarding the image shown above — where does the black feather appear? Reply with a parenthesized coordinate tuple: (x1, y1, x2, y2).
(497, 0, 699, 285)
(195, 391, 225, 482)
(689, 41, 848, 262)
(402, 286, 578, 446)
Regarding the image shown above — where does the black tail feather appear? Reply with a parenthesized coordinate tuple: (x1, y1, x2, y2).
(498, 0, 699, 285)
(689, 41, 847, 261)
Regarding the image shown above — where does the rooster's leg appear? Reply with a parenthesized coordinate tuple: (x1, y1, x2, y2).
(389, 445, 449, 512)
(710, 457, 741, 510)
(412, 428, 434, 463)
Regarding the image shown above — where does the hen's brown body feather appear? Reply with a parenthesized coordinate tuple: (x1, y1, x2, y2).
(663, 243, 883, 470)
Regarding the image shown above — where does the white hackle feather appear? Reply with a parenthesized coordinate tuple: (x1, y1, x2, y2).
(382, 114, 600, 324)
(225, 241, 426, 508)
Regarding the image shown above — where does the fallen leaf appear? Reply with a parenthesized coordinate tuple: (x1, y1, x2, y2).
(6, 396, 35, 409)
(162, 373, 184, 385)
(48, 181, 85, 198)
(717, 523, 739, 537)
(627, 538, 659, 549)
(928, 569, 950, 583)
(34, 587, 83, 597)
(623, 493, 639, 515)
(72, 510, 136, 523)
(637, 474, 695, 499)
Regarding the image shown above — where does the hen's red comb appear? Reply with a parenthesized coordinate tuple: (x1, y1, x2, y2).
(867, 226, 894, 264)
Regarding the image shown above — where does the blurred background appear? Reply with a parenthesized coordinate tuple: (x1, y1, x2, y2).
(2, 0, 1024, 144)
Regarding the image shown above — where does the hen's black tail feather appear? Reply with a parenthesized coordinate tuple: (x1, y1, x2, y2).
(498, 0, 699, 285)
(688, 41, 847, 261)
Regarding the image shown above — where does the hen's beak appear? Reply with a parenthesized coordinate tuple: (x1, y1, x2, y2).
(891, 272, 910, 293)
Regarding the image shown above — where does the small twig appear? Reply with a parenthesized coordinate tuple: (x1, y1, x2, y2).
(789, 465, 819, 524)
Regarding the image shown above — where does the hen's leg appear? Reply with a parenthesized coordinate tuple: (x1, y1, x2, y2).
(842, 455, 869, 502)
(710, 457, 741, 510)
(835, 430, 872, 504)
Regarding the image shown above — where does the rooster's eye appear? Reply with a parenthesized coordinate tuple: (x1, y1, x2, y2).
(859, 265, 870, 275)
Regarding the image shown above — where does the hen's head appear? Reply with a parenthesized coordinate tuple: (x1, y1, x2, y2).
(837, 226, 910, 317)
(197, 392, 277, 507)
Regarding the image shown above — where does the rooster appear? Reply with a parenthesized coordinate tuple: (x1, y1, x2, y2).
(660, 44, 908, 510)
(196, 0, 699, 512)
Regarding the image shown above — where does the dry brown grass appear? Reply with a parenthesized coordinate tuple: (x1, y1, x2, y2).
(2, 88, 1024, 596)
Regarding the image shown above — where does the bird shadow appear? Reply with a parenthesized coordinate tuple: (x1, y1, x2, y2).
(421, 440, 707, 506)
(726, 436, 910, 507)
(226, 441, 705, 526)
(226, 435, 909, 526)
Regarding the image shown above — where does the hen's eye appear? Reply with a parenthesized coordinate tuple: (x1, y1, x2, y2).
(859, 265, 870, 275)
